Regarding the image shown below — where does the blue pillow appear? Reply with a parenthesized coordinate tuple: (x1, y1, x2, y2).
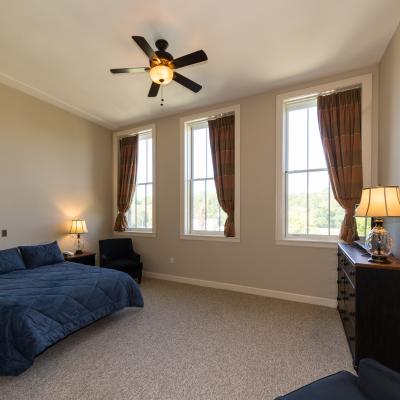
(0, 248, 26, 274)
(19, 241, 64, 269)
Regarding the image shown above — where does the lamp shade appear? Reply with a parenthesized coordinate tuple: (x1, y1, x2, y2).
(69, 220, 88, 234)
(355, 187, 400, 217)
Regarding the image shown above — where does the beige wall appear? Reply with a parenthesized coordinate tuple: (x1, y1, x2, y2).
(379, 23, 400, 258)
(0, 83, 112, 256)
(117, 66, 379, 300)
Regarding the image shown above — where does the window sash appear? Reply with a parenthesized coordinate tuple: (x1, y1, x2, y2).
(186, 122, 225, 235)
(127, 131, 153, 231)
(284, 100, 340, 239)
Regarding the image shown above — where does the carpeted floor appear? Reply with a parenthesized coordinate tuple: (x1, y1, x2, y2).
(0, 278, 353, 400)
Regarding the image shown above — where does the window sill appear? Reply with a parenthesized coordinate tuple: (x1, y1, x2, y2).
(113, 231, 156, 238)
(276, 238, 338, 249)
(180, 234, 240, 243)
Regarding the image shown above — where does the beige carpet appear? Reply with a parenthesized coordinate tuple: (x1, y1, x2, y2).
(0, 278, 353, 400)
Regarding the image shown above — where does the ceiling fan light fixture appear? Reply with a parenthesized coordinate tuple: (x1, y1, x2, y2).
(149, 65, 173, 85)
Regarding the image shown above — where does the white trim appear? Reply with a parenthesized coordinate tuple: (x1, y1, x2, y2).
(112, 123, 157, 236)
(180, 234, 240, 243)
(276, 239, 338, 249)
(113, 231, 157, 238)
(180, 104, 241, 240)
(0, 71, 116, 130)
(143, 271, 337, 308)
(276, 74, 374, 246)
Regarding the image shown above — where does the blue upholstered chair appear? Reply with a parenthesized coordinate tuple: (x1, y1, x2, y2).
(99, 238, 142, 283)
(276, 359, 400, 400)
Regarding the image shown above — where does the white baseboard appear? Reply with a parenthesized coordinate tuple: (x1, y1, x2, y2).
(143, 271, 337, 308)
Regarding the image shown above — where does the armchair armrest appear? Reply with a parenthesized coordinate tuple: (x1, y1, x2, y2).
(100, 254, 108, 267)
(357, 358, 400, 400)
(130, 251, 141, 263)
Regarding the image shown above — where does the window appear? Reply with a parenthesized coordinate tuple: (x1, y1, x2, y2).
(113, 126, 156, 235)
(127, 131, 153, 231)
(285, 98, 344, 238)
(181, 106, 240, 240)
(276, 74, 373, 245)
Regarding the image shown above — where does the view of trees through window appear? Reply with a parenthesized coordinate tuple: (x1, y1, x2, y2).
(189, 122, 227, 233)
(285, 100, 368, 238)
(127, 131, 153, 230)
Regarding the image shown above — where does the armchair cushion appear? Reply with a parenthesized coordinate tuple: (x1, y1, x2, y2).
(104, 259, 140, 267)
(276, 371, 365, 400)
(357, 358, 400, 400)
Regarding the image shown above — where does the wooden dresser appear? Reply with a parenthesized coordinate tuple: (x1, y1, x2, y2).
(337, 242, 400, 372)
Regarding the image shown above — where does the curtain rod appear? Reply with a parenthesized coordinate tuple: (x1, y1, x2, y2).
(207, 111, 235, 120)
(190, 111, 235, 125)
(320, 84, 361, 96)
(286, 84, 362, 105)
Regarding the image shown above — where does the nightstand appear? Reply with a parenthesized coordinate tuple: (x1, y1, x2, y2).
(64, 251, 96, 266)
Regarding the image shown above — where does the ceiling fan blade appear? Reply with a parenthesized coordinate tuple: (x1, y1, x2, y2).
(148, 82, 160, 97)
(173, 72, 202, 93)
(173, 50, 208, 69)
(110, 67, 149, 74)
(132, 36, 158, 62)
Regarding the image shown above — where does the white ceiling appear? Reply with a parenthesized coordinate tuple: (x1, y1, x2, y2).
(0, 0, 399, 129)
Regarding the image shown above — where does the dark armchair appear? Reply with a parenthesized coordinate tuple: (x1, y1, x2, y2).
(99, 238, 143, 283)
(275, 358, 400, 400)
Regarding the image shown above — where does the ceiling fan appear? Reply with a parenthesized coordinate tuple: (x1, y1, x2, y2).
(110, 36, 208, 98)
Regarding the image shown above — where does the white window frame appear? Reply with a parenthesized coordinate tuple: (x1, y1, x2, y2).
(276, 74, 374, 248)
(180, 105, 241, 242)
(112, 124, 156, 237)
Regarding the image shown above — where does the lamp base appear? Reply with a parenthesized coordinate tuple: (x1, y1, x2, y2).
(365, 218, 393, 265)
(75, 249, 83, 255)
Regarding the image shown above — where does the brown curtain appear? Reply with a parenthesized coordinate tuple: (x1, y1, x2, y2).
(208, 115, 235, 237)
(114, 136, 139, 231)
(317, 88, 363, 243)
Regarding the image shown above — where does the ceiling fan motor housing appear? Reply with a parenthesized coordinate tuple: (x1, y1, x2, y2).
(149, 39, 173, 67)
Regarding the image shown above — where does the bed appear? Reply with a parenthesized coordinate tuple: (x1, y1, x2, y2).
(0, 243, 143, 376)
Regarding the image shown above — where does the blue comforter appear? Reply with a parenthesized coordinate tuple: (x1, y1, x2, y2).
(0, 262, 143, 376)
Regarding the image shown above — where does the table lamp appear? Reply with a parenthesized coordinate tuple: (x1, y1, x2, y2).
(355, 186, 400, 263)
(69, 220, 88, 254)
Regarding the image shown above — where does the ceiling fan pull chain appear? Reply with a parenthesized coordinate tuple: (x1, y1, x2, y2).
(160, 85, 165, 107)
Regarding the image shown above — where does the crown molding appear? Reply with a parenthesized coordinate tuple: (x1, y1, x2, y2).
(0, 71, 116, 130)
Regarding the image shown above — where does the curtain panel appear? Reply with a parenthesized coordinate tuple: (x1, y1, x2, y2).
(114, 135, 139, 231)
(208, 115, 235, 237)
(317, 88, 363, 243)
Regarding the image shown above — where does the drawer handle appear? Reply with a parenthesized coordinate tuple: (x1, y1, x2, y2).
(337, 297, 341, 301)
(339, 309, 346, 314)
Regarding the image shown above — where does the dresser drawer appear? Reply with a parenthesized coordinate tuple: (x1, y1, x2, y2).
(337, 268, 347, 312)
(338, 251, 356, 286)
(342, 313, 356, 358)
